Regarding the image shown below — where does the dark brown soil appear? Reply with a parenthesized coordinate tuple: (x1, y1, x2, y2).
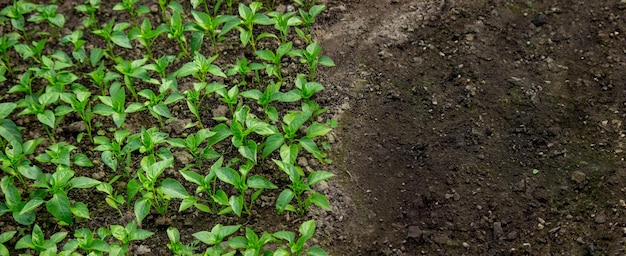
(321, 0, 626, 255)
(3, 0, 626, 255)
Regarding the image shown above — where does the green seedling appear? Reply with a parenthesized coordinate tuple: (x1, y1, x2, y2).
(214, 159, 277, 216)
(273, 220, 328, 256)
(92, 19, 132, 59)
(106, 221, 154, 255)
(175, 51, 227, 83)
(0, 0, 37, 40)
(228, 227, 275, 256)
(273, 160, 333, 216)
(113, 0, 149, 26)
(28, 4, 65, 39)
(165, 9, 189, 58)
(35, 142, 94, 172)
(139, 78, 185, 129)
(14, 38, 47, 64)
(259, 105, 322, 161)
(237, 2, 275, 51)
(0, 176, 42, 225)
(241, 80, 301, 122)
(31, 53, 78, 101)
(87, 62, 121, 96)
(8, 70, 34, 96)
(255, 42, 294, 81)
(16, 92, 72, 142)
(93, 82, 145, 128)
(138, 126, 171, 161)
(187, 10, 240, 55)
(216, 85, 239, 114)
(295, 4, 325, 43)
(129, 18, 168, 59)
(193, 224, 241, 255)
(0, 230, 17, 256)
(156, 0, 170, 21)
(127, 157, 174, 224)
(183, 81, 226, 126)
(230, 105, 279, 163)
(95, 175, 125, 217)
(294, 73, 325, 100)
(0, 102, 21, 147)
(62, 228, 111, 255)
(61, 85, 94, 141)
(15, 224, 68, 254)
(114, 57, 159, 102)
(268, 11, 302, 43)
(289, 41, 335, 80)
(167, 227, 199, 256)
(145, 54, 176, 79)
(0, 137, 45, 188)
(30, 168, 101, 224)
(167, 128, 220, 167)
(0, 32, 20, 76)
(294, 0, 317, 11)
(177, 156, 230, 213)
(227, 56, 264, 87)
(74, 0, 100, 29)
(61, 30, 88, 63)
(94, 129, 141, 175)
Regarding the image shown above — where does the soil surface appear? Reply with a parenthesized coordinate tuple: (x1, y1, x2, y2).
(3, 0, 626, 255)
(320, 0, 626, 255)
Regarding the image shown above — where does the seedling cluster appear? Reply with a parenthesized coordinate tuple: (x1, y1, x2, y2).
(0, 0, 336, 255)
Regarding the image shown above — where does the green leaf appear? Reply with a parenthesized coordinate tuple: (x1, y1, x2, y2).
(90, 48, 105, 67)
(212, 190, 229, 206)
(73, 153, 94, 167)
(93, 104, 115, 116)
(307, 171, 334, 186)
(19, 198, 44, 215)
(0, 102, 16, 120)
(272, 231, 295, 243)
(193, 231, 217, 245)
(215, 167, 240, 187)
(69, 176, 101, 189)
(306, 122, 332, 138)
(318, 55, 335, 67)
(111, 31, 132, 48)
(307, 246, 329, 256)
(308, 193, 331, 211)
(299, 137, 325, 162)
(101, 151, 118, 172)
(179, 170, 203, 186)
(229, 195, 243, 217)
(238, 140, 257, 164)
(152, 103, 171, 118)
(129, 228, 154, 242)
(0, 119, 22, 144)
(160, 178, 189, 199)
(15, 234, 33, 250)
(0, 231, 16, 244)
(37, 110, 56, 128)
(47, 192, 73, 224)
(247, 175, 277, 189)
(71, 202, 90, 219)
(299, 219, 316, 240)
(134, 197, 151, 225)
(276, 189, 294, 214)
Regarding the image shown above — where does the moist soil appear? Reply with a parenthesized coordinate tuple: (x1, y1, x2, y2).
(3, 0, 626, 255)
